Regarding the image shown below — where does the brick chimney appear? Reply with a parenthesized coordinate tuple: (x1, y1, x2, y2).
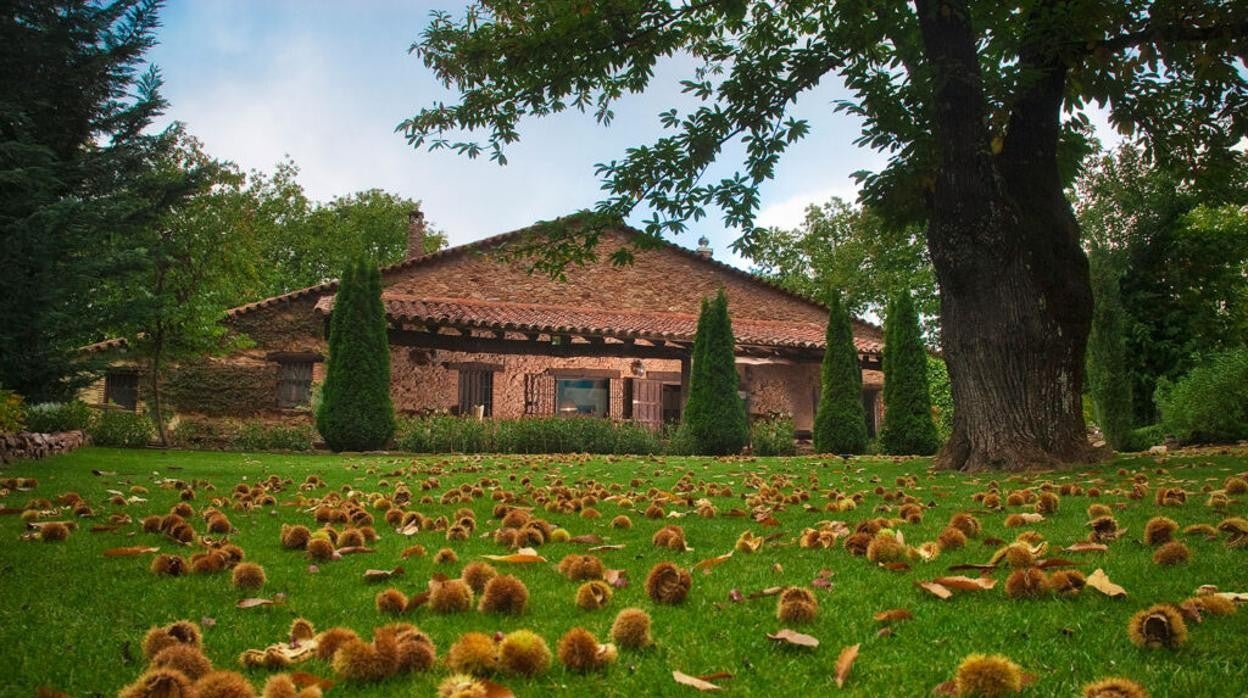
(407, 209, 426, 259)
(695, 235, 713, 260)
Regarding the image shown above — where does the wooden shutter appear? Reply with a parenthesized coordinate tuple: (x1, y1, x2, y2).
(104, 371, 139, 411)
(277, 361, 313, 408)
(632, 379, 663, 430)
(523, 373, 555, 416)
(458, 370, 493, 417)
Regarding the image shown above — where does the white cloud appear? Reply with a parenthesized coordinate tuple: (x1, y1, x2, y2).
(755, 182, 860, 231)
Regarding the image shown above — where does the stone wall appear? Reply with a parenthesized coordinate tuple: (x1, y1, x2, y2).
(0, 431, 89, 465)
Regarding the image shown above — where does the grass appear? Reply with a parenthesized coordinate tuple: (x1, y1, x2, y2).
(1, 446, 1246, 697)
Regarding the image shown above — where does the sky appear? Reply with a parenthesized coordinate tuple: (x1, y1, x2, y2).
(148, 1, 1116, 270)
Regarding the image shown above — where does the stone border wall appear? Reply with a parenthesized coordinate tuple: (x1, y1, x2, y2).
(0, 431, 89, 465)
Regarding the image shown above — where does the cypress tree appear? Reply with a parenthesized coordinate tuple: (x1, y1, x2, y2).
(316, 260, 395, 451)
(879, 291, 940, 455)
(1086, 249, 1133, 449)
(682, 289, 748, 455)
(813, 291, 868, 454)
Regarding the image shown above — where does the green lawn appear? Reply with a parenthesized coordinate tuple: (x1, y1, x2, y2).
(1, 447, 1246, 697)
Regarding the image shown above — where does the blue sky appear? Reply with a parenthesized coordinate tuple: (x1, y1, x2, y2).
(149, 1, 1114, 269)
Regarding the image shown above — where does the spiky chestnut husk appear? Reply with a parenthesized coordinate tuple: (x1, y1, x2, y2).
(306, 537, 335, 561)
(1036, 492, 1060, 514)
(430, 578, 473, 614)
(843, 532, 872, 556)
(953, 654, 1024, 697)
(437, 674, 488, 698)
(142, 621, 203, 659)
(865, 533, 906, 563)
(231, 562, 266, 590)
(119, 668, 195, 698)
(1127, 604, 1188, 649)
(479, 574, 529, 614)
(151, 554, 188, 577)
(280, 524, 310, 549)
(776, 587, 818, 623)
(1003, 543, 1035, 569)
(645, 562, 692, 605)
(289, 618, 315, 642)
(1224, 476, 1248, 495)
(389, 625, 437, 673)
(375, 588, 408, 615)
(460, 561, 498, 593)
(610, 515, 632, 529)
(610, 607, 653, 649)
(1049, 570, 1087, 597)
(1004, 568, 1049, 599)
(1005, 493, 1026, 507)
(1087, 504, 1113, 519)
(1152, 541, 1190, 566)
(498, 629, 551, 677)
(261, 674, 323, 698)
(330, 637, 391, 683)
(433, 547, 459, 564)
(558, 553, 605, 581)
(151, 643, 213, 681)
(191, 552, 227, 575)
(557, 627, 614, 673)
(1082, 677, 1149, 698)
(937, 527, 967, 550)
(948, 512, 981, 537)
(193, 670, 258, 698)
(576, 580, 614, 611)
(1143, 517, 1178, 546)
(39, 521, 69, 541)
(313, 627, 359, 661)
(447, 632, 499, 675)
(337, 528, 364, 548)
(1189, 593, 1237, 616)
(651, 525, 686, 550)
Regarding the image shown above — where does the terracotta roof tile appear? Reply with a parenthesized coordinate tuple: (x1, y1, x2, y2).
(315, 294, 883, 356)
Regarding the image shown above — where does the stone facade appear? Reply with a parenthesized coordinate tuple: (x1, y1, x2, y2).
(92, 222, 884, 435)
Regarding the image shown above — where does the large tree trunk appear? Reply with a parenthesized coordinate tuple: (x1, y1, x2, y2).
(915, 0, 1105, 471)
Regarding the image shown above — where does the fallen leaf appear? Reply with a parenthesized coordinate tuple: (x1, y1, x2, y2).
(1086, 568, 1127, 598)
(876, 627, 894, 638)
(604, 569, 630, 589)
(1064, 541, 1109, 553)
(693, 551, 733, 574)
(835, 644, 860, 688)
(1215, 591, 1248, 604)
(812, 576, 833, 590)
(747, 586, 784, 600)
(673, 670, 722, 691)
(880, 561, 911, 572)
(91, 469, 117, 476)
(334, 546, 374, 555)
(570, 534, 603, 544)
(200, 617, 216, 628)
(918, 582, 952, 600)
(946, 563, 998, 572)
(1035, 558, 1077, 570)
(587, 544, 625, 552)
(873, 608, 913, 623)
(933, 576, 997, 592)
(103, 546, 159, 557)
(363, 566, 404, 583)
(239, 637, 317, 665)
(767, 628, 819, 648)
(482, 548, 547, 563)
(771, 562, 784, 574)
(728, 588, 744, 603)
(236, 598, 275, 609)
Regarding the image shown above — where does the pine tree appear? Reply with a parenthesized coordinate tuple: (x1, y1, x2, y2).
(316, 260, 395, 451)
(1086, 249, 1133, 450)
(1, 0, 195, 401)
(681, 289, 748, 455)
(880, 291, 940, 455)
(813, 291, 868, 454)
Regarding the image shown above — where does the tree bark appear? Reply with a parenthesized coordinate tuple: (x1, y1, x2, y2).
(914, 0, 1105, 471)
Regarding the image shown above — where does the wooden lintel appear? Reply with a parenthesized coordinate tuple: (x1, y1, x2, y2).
(390, 329, 689, 360)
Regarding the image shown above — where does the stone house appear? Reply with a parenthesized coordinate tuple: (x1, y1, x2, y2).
(81, 213, 885, 437)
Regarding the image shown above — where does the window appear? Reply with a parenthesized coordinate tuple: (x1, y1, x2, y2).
(104, 370, 138, 411)
(277, 360, 313, 408)
(458, 369, 493, 417)
(556, 378, 610, 417)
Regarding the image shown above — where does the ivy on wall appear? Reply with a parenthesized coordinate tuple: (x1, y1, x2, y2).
(163, 361, 277, 416)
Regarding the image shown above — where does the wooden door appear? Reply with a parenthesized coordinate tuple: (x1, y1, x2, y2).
(632, 379, 663, 430)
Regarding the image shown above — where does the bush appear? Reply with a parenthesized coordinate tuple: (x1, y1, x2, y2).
(170, 417, 231, 449)
(751, 415, 796, 456)
(879, 292, 939, 455)
(316, 260, 395, 451)
(235, 421, 315, 452)
(89, 409, 153, 448)
(394, 416, 663, 455)
(926, 357, 953, 443)
(23, 400, 92, 433)
(1123, 425, 1166, 452)
(1156, 349, 1248, 443)
(681, 290, 749, 455)
(813, 291, 868, 454)
(0, 389, 25, 434)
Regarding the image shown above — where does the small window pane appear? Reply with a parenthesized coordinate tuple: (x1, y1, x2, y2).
(104, 371, 138, 411)
(556, 378, 609, 417)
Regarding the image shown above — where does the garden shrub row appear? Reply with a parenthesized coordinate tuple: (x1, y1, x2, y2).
(395, 416, 664, 455)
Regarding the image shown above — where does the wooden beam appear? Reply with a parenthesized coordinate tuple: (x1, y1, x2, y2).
(390, 329, 689, 360)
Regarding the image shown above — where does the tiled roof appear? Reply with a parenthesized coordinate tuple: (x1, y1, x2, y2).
(80, 337, 129, 353)
(315, 294, 883, 356)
